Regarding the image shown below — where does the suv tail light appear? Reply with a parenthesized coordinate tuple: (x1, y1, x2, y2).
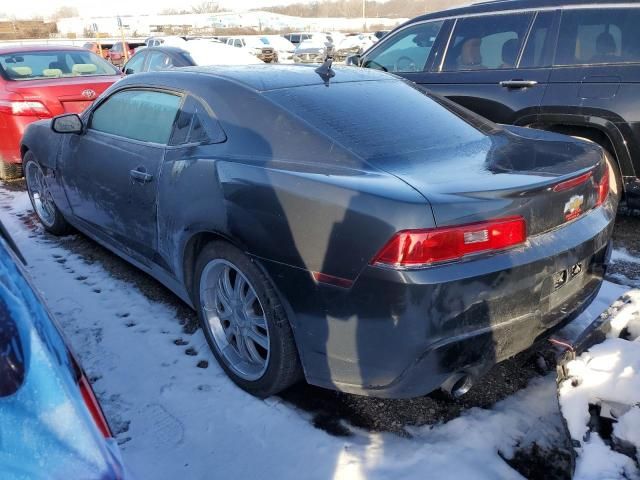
(0, 96, 52, 118)
(596, 168, 610, 207)
(372, 216, 527, 268)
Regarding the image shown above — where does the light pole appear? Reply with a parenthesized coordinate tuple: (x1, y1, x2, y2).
(362, 0, 366, 31)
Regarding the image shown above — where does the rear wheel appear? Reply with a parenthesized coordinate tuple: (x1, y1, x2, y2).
(194, 241, 301, 397)
(24, 152, 72, 236)
(0, 160, 23, 181)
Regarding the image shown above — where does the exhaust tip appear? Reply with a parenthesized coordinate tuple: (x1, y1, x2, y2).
(441, 372, 474, 399)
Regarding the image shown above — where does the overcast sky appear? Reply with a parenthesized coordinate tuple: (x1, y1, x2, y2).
(2, 0, 310, 18)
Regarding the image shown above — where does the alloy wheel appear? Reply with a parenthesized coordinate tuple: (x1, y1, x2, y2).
(25, 161, 56, 227)
(199, 259, 270, 381)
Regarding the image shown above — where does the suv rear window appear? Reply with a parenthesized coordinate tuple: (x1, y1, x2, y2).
(556, 8, 640, 66)
(0, 50, 118, 81)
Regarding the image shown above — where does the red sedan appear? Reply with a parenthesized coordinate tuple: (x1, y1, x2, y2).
(0, 45, 121, 179)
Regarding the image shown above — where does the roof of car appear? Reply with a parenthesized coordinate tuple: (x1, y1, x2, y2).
(143, 46, 188, 55)
(0, 44, 88, 54)
(171, 64, 394, 92)
(409, 0, 635, 22)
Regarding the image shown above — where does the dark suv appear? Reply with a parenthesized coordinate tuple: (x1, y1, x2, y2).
(351, 0, 640, 208)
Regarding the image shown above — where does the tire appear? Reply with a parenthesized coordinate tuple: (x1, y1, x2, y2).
(0, 160, 23, 181)
(194, 241, 302, 397)
(23, 152, 72, 236)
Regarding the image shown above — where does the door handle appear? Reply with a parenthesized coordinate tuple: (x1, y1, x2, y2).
(499, 80, 538, 89)
(129, 167, 153, 183)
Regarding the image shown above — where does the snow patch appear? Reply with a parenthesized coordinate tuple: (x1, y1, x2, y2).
(559, 290, 640, 479)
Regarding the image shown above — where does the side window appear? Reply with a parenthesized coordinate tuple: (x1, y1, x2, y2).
(147, 52, 173, 71)
(555, 8, 640, 66)
(234, 39, 243, 48)
(90, 89, 181, 144)
(169, 96, 226, 146)
(124, 53, 146, 74)
(443, 13, 533, 71)
(520, 11, 555, 68)
(363, 21, 444, 73)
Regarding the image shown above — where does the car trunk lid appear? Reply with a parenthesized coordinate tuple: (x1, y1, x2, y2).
(366, 127, 608, 236)
(5, 76, 119, 117)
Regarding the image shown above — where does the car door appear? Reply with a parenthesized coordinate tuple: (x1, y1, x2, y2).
(60, 88, 182, 263)
(421, 11, 558, 125)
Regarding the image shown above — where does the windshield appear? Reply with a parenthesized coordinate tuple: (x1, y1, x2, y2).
(0, 50, 118, 81)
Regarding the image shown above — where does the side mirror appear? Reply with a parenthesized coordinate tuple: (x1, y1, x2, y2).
(124, 68, 134, 75)
(345, 54, 362, 67)
(51, 114, 83, 134)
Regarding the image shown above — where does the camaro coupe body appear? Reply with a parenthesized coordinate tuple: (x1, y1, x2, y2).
(21, 65, 616, 398)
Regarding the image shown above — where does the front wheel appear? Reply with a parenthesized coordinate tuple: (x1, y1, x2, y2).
(24, 152, 72, 236)
(194, 241, 301, 397)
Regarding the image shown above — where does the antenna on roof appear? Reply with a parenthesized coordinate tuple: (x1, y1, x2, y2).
(315, 45, 335, 86)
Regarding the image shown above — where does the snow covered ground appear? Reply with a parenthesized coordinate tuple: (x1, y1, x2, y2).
(2, 184, 639, 479)
(558, 291, 640, 480)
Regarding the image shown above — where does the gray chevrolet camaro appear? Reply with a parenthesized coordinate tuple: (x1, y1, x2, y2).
(21, 64, 616, 398)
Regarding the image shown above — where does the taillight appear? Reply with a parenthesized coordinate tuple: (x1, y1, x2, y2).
(372, 216, 527, 268)
(552, 171, 592, 192)
(596, 168, 610, 207)
(0, 99, 52, 118)
(79, 372, 112, 438)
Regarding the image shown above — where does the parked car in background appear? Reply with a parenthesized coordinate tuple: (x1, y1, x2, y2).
(122, 41, 262, 74)
(284, 32, 332, 47)
(82, 41, 110, 59)
(0, 45, 121, 179)
(333, 33, 378, 62)
(263, 35, 296, 63)
(0, 222, 127, 479)
(350, 0, 640, 208)
(293, 38, 330, 64)
(23, 65, 614, 400)
(283, 32, 312, 46)
(224, 36, 277, 63)
(108, 41, 141, 66)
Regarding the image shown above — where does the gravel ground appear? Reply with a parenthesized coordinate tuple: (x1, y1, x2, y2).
(6, 178, 640, 478)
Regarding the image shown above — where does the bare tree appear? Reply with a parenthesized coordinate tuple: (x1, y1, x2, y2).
(191, 2, 223, 14)
(52, 6, 79, 21)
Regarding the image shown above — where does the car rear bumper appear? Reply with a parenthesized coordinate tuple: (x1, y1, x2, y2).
(261, 201, 616, 398)
(0, 113, 37, 164)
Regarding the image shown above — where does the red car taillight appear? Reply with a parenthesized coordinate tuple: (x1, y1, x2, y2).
(552, 171, 592, 192)
(596, 168, 610, 207)
(372, 216, 527, 268)
(0, 98, 52, 118)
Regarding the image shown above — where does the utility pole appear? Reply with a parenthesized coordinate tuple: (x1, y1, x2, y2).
(362, 0, 366, 32)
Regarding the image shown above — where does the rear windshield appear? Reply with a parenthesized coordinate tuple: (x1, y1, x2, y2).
(266, 79, 487, 160)
(0, 50, 118, 81)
